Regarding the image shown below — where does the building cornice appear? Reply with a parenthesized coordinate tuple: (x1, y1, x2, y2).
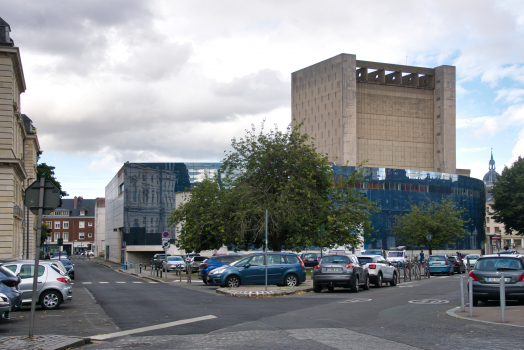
(0, 47, 26, 93)
(0, 159, 27, 179)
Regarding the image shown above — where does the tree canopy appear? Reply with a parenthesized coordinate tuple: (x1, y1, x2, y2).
(392, 197, 469, 254)
(491, 156, 524, 235)
(168, 122, 377, 252)
(36, 151, 68, 198)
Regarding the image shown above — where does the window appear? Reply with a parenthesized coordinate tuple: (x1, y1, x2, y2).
(63, 232, 69, 242)
(495, 227, 500, 233)
(118, 183, 124, 195)
(486, 217, 490, 223)
(80, 210, 85, 216)
(88, 222, 93, 227)
(79, 232, 85, 240)
(63, 221, 69, 229)
(54, 222, 60, 229)
(79, 221, 85, 229)
(248, 255, 265, 266)
(88, 233, 92, 238)
(54, 233, 60, 241)
(267, 255, 283, 265)
(46, 221, 52, 228)
(486, 227, 490, 233)
(20, 265, 45, 279)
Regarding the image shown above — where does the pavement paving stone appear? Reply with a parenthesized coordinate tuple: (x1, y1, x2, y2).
(447, 305, 524, 327)
(0, 335, 86, 350)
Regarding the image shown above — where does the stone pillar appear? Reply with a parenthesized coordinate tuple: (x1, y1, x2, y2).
(342, 54, 357, 166)
(434, 66, 456, 174)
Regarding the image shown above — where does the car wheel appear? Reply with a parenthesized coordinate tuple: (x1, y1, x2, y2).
(350, 277, 359, 293)
(363, 275, 370, 290)
(375, 273, 383, 288)
(225, 276, 240, 288)
(39, 290, 62, 310)
(284, 274, 299, 287)
(313, 284, 322, 293)
(448, 269, 452, 276)
(390, 273, 397, 286)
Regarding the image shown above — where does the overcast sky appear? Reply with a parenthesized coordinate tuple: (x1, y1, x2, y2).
(3, 0, 524, 198)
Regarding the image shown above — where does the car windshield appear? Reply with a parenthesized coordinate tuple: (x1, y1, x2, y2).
(429, 256, 446, 261)
(358, 257, 374, 264)
(476, 258, 523, 271)
(365, 251, 382, 255)
(193, 257, 207, 262)
(448, 257, 456, 262)
(322, 256, 350, 264)
(168, 257, 183, 261)
(467, 255, 479, 259)
(388, 252, 403, 257)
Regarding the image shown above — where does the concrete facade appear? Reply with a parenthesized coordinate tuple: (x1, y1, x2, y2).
(0, 19, 40, 259)
(94, 197, 105, 258)
(291, 54, 457, 174)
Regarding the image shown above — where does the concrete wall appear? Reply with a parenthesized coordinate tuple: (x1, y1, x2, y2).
(434, 66, 456, 174)
(95, 198, 105, 258)
(105, 167, 124, 263)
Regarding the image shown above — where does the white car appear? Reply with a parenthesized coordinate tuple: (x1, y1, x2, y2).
(386, 250, 409, 265)
(358, 255, 397, 287)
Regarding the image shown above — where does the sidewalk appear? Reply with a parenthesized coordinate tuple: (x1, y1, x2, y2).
(0, 335, 88, 350)
(447, 304, 524, 327)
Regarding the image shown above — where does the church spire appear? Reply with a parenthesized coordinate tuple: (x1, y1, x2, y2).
(489, 148, 495, 170)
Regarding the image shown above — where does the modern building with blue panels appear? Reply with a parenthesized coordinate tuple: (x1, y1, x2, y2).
(332, 166, 485, 251)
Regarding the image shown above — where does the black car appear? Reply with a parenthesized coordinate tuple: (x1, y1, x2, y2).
(299, 253, 321, 268)
(313, 254, 370, 293)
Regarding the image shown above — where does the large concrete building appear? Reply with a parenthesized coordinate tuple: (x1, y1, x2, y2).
(0, 18, 40, 259)
(291, 54, 465, 175)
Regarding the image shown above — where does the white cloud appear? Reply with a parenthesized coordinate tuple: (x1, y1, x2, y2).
(495, 88, 524, 104)
(507, 138, 524, 166)
(458, 160, 487, 181)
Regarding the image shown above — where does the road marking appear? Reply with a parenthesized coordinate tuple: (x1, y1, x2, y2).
(116, 282, 126, 284)
(132, 282, 143, 284)
(339, 298, 372, 303)
(90, 315, 217, 340)
(82, 282, 92, 284)
(173, 280, 203, 283)
(409, 299, 449, 305)
(99, 282, 109, 284)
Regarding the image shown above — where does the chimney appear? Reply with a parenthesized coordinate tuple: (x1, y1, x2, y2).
(74, 196, 78, 209)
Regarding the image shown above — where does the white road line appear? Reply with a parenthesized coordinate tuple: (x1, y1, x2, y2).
(90, 315, 217, 341)
(132, 282, 143, 284)
(116, 282, 126, 284)
(82, 282, 92, 284)
(99, 282, 109, 284)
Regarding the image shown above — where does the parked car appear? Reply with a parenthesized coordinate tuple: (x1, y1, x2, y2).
(0, 293, 11, 319)
(162, 256, 185, 272)
(428, 255, 454, 276)
(189, 256, 209, 273)
(208, 253, 306, 288)
(360, 250, 385, 258)
(469, 254, 524, 306)
(50, 251, 68, 259)
(198, 255, 243, 284)
(0, 265, 21, 311)
(386, 250, 409, 266)
(151, 254, 171, 268)
(465, 254, 480, 270)
(358, 255, 397, 287)
(1, 261, 73, 310)
(449, 256, 466, 274)
(67, 264, 74, 280)
(299, 253, 321, 268)
(313, 254, 370, 293)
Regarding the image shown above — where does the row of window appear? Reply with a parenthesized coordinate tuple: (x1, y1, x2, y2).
(47, 221, 93, 229)
(350, 182, 481, 198)
(50, 210, 86, 216)
(48, 232, 92, 242)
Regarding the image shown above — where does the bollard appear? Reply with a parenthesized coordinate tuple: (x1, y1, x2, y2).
(150, 265, 153, 276)
(160, 268, 162, 278)
(460, 275, 465, 312)
(123, 261, 126, 270)
(469, 277, 473, 316)
(139, 263, 142, 273)
(500, 272, 506, 322)
(130, 261, 133, 269)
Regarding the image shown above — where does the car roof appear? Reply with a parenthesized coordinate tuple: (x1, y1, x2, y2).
(479, 254, 522, 258)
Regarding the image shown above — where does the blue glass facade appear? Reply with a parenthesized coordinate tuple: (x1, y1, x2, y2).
(332, 166, 486, 250)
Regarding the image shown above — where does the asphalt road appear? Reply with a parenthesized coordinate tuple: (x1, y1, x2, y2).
(3, 258, 523, 349)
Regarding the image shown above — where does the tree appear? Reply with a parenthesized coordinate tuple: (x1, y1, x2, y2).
(36, 151, 68, 198)
(169, 121, 377, 252)
(392, 197, 469, 255)
(491, 156, 524, 235)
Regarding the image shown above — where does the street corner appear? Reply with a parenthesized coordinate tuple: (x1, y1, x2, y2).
(446, 305, 524, 328)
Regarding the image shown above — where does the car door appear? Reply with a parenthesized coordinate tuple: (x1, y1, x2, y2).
(241, 255, 266, 284)
(378, 256, 393, 279)
(267, 254, 287, 283)
(18, 264, 46, 301)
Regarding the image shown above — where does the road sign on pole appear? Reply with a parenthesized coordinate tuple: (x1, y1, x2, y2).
(24, 180, 61, 215)
(162, 238, 170, 250)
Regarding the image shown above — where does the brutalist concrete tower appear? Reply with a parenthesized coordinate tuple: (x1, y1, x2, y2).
(291, 54, 457, 174)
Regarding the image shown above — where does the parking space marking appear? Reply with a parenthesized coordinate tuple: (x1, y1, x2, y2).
(90, 315, 217, 340)
(339, 298, 372, 303)
(409, 299, 449, 305)
(116, 282, 126, 284)
(132, 282, 143, 283)
(82, 282, 92, 284)
(99, 282, 109, 284)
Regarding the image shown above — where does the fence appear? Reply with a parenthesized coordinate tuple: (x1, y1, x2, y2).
(394, 261, 431, 284)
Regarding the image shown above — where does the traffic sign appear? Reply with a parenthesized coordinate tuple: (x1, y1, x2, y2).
(162, 231, 170, 239)
(162, 239, 170, 250)
(24, 180, 61, 215)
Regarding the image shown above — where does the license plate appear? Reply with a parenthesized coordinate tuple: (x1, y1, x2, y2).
(486, 278, 511, 282)
(324, 268, 341, 273)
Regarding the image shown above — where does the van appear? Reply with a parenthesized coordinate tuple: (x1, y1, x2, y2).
(386, 250, 408, 265)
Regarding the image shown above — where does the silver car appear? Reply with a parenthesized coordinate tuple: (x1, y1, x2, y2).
(162, 256, 186, 272)
(313, 254, 370, 293)
(0, 293, 11, 319)
(2, 261, 73, 310)
(358, 255, 397, 287)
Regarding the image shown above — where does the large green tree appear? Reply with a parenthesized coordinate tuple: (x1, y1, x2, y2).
(36, 151, 68, 198)
(169, 121, 377, 252)
(392, 197, 469, 254)
(491, 156, 524, 235)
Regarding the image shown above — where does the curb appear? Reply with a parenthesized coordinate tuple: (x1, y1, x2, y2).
(0, 336, 89, 350)
(216, 287, 313, 298)
(446, 307, 524, 328)
(117, 269, 169, 284)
